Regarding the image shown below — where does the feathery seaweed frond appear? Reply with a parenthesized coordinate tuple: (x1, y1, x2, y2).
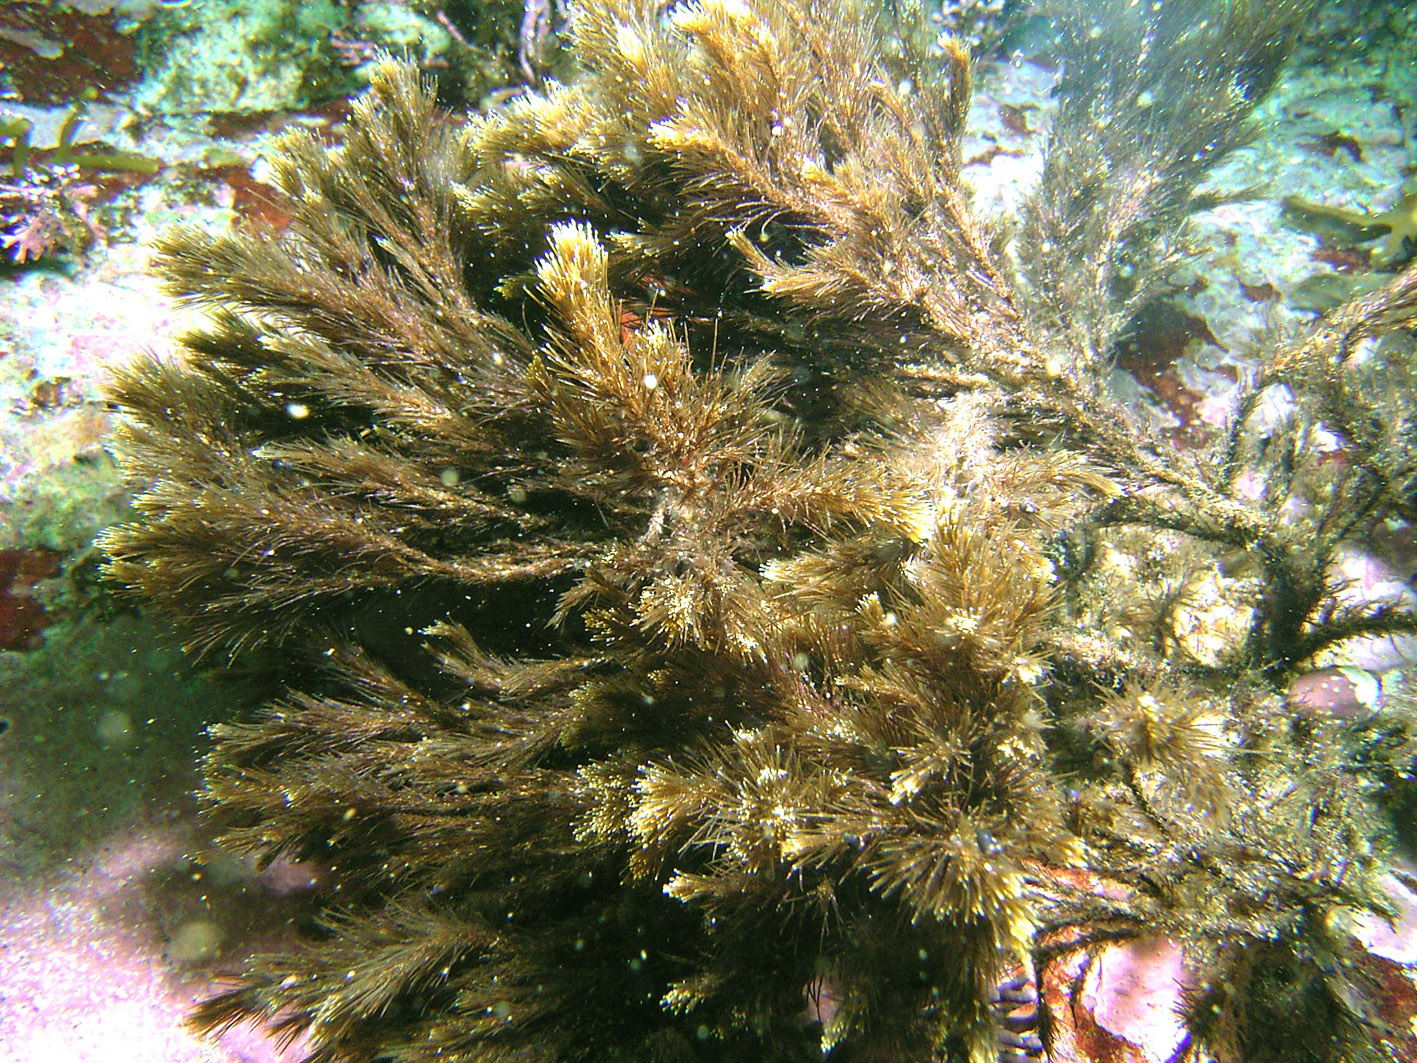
(1017, 0, 1318, 363)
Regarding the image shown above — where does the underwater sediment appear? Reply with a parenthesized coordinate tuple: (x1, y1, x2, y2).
(100, 0, 1417, 1060)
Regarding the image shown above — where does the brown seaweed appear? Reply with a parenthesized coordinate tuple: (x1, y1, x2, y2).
(98, 0, 1417, 1060)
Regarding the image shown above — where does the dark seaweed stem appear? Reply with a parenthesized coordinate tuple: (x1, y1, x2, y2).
(1250, 557, 1327, 679)
(98, 0, 1417, 1060)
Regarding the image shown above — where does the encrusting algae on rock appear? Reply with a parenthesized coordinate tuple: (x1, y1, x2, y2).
(98, 0, 1417, 1060)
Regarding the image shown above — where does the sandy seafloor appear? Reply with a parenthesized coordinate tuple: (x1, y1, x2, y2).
(0, 3, 1414, 1061)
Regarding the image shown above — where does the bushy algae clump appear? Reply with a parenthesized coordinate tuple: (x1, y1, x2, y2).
(100, 0, 1417, 1060)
